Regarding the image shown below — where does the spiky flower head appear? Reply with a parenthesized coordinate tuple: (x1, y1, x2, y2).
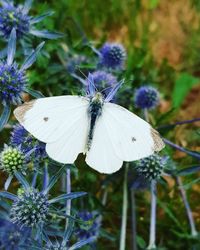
(0, 62, 27, 105)
(134, 86, 160, 110)
(10, 188, 49, 228)
(0, 219, 30, 249)
(87, 70, 117, 93)
(135, 154, 165, 181)
(0, 145, 26, 175)
(10, 124, 47, 161)
(99, 43, 126, 69)
(0, 3, 30, 39)
(76, 211, 101, 240)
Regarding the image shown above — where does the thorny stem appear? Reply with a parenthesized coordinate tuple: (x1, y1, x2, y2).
(176, 176, 198, 237)
(147, 181, 157, 249)
(131, 189, 137, 250)
(119, 163, 129, 250)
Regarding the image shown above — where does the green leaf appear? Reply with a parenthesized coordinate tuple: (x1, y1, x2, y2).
(136, 235, 146, 248)
(172, 73, 199, 108)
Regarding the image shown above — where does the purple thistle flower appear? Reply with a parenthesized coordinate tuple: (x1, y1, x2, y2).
(0, 0, 62, 40)
(87, 70, 117, 94)
(0, 61, 27, 105)
(0, 3, 30, 39)
(76, 211, 101, 241)
(0, 28, 44, 106)
(99, 43, 126, 69)
(10, 124, 47, 161)
(134, 86, 160, 110)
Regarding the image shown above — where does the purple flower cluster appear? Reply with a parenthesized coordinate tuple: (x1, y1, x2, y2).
(99, 43, 126, 69)
(134, 86, 160, 110)
(87, 70, 117, 93)
(0, 62, 27, 105)
(0, 4, 30, 39)
(11, 124, 47, 161)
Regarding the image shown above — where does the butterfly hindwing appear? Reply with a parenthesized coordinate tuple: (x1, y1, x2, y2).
(86, 113, 123, 174)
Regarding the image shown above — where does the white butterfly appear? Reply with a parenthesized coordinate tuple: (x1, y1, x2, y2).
(14, 81, 164, 174)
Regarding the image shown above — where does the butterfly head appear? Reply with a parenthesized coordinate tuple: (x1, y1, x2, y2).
(91, 92, 104, 104)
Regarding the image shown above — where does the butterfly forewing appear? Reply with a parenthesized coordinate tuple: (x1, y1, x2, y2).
(14, 96, 89, 143)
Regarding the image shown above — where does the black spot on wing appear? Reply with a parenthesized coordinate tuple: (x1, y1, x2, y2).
(132, 137, 136, 142)
(43, 117, 49, 122)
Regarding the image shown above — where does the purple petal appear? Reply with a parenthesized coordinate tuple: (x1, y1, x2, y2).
(105, 79, 124, 102)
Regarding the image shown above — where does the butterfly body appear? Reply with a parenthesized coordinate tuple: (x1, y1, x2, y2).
(87, 92, 104, 151)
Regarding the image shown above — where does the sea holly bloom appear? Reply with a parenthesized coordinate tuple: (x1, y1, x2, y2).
(99, 43, 126, 69)
(0, 145, 26, 175)
(0, 0, 62, 40)
(134, 86, 160, 110)
(10, 124, 47, 161)
(0, 144, 27, 190)
(0, 28, 44, 130)
(87, 70, 117, 92)
(135, 154, 166, 181)
(0, 170, 86, 230)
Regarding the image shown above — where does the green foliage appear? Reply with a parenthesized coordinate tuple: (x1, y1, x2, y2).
(172, 73, 199, 108)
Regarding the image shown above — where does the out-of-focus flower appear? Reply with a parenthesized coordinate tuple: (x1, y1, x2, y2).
(135, 154, 165, 181)
(134, 86, 160, 110)
(76, 211, 101, 241)
(0, 145, 26, 175)
(0, 0, 62, 40)
(87, 70, 117, 93)
(10, 124, 47, 161)
(66, 55, 89, 74)
(0, 219, 31, 250)
(99, 43, 126, 69)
